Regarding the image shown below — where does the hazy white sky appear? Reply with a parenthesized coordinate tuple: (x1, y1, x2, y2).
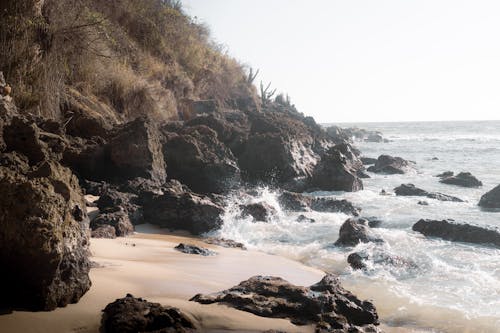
(182, 0, 500, 122)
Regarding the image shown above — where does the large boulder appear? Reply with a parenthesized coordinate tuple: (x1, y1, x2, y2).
(240, 202, 277, 222)
(394, 184, 463, 202)
(413, 219, 500, 248)
(191, 274, 380, 332)
(163, 125, 240, 194)
(367, 155, 413, 174)
(439, 172, 482, 187)
(0, 152, 91, 310)
(308, 144, 364, 192)
(90, 210, 134, 237)
(478, 184, 500, 208)
(101, 294, 196, 333)
(277, 191, 361, 215)
(334, 218, 384, 247)
(141, 180, 224, 235)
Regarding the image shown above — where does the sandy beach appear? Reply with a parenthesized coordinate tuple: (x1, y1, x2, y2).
(0, 224, 324, 333)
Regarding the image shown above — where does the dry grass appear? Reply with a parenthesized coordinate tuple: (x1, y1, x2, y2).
(0, 0, 258, 122)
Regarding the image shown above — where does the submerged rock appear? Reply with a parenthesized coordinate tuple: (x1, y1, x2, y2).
(190, 274, 379, 331)
(204, 238, 246, 250)
(174, 243, 217, 256)
(101, 294, 196, 333)
(277, 191, 361, 216)
(394, 184, 463, 202)
(334, 218, 384, 247)
(0, 152, 91, 310)
(367, 155, 413, 174)
(296, 214, 316, 223)
(142, 180, 223, 235)
(347, 252, 368, 270)
(413, 219, 500, 248)
(478, 184, 500, 209)
(240, 202, 277, 222)
(439, 172, 482, 187)
(360, 157, 378, 165)
(435, 171, 454, 178)
(348, 251, 417, 271)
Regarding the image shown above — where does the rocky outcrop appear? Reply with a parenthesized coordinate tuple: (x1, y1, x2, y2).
(174, 243, 217, 256)
(91, 225, 117, 239)
(394, 184, 463, 202)
(367, 155, 413, 174)
(334, 218, 384, 247)
(191, 274, 379, 332)
(90, 210, 134, 237)
(278, 191, 361, 216)
(436, 171, 454, 178)
(101, 294, 196, 333)
(308, 144, 364, 192)
(0, 150, 91, 310)
(413, 219, 500, 248)
(203, 237, 246, 250)
(142, 180, 224, 235)
(347, 251, 417, 271)
(96, 188, 142, 224)
(328, 126, 388, 143)
(478, 184, 500, 208)
(163, 125, 240, 194)
(439, 172, 482, 187)
(360, 157, 377, 165)
(240, 202, 277, 222)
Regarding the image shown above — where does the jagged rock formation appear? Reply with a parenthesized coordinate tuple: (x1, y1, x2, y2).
(394, 183, 463, 202)
(278, 191, 361, 216)
(367, 155, 413, 174)
(0, 113, 91, 310)
(479, 184, 500, 208)
(413, 219, 500, 248)
(191, 274, 380, 332)
(101, 294, 196, 333)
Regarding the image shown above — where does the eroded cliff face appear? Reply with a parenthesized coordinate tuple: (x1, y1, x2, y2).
(0, 91, 91, 311)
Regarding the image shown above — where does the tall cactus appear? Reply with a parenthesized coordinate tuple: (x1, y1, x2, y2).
(260, 81, 277, 106)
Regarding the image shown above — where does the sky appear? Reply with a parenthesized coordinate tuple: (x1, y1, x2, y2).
(182, 0, 500, 123)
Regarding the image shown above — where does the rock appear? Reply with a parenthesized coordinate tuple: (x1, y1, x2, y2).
(108, 118, 166, 184)
(366, 217, 383, 228)
(340, 127, 387, 143)
(431, 157, 439, 160)
(204, 238, 246, 250)
(367, 155, 413, 174)
(360, 157, 378, 165)
(141, 180, 224, 235)
(277, 191, 311, 211)
(296, 214, 316, 223)
(174, 243, 217, 256)
(418, 200, 429, 206)
(310, 197, 361, 216)
(478, 184, 500, 209)
(439, 172, 482, 187)
(101, 294, 196, 333)
(0, 152, 91, 310)
(436, 171, 454, 178)
(309, 144, 364, 192)
(413, 219, 500, 248)
(91, 210, 134, 237)
(347, 253, 368, 270)
(4, 117, 48, 164)
(334, 218, 384, 247)
(91, 225, 117, 239)
(240, 202, 277, 222)
(163, 125, 240, 194)
(190, 274, 379, 331)
(96, 188, 142, 224)
(394, 184, 463, 202)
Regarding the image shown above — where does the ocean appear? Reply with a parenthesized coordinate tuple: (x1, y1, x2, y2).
(212, 121, 500, 333)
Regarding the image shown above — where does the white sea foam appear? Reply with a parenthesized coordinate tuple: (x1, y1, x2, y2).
(212, 121, 500, 332)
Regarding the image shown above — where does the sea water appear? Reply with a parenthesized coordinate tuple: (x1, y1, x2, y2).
(213, 121, 500, 333)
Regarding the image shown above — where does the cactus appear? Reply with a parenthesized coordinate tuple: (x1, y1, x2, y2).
(246, 67, 259, 84)
(260, 81, 277, 105)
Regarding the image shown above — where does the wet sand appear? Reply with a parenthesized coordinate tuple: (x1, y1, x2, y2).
(0, 224, 322, 333)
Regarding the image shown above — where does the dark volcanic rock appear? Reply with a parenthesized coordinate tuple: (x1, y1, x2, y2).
(348, 251, 417, 271)
(334, 218, 384, 247)
(309, 144, 364, 192)
(439, 172, 483, 188)
(0, 152, 91, 310)
(361, 157, 378, 165)
(204, 238, 246, 250)
(367, 155, 413, 174)
(163, 125, 240, 194)
(142, 180, 224, 235)
(478, 184, 500, 209)
(191, 274, 379, 331)
(174, 243, 217, 256)
(91, 210, 134, 237)
(101, 294, 196, 333)
(91, 225, 117, 239)
(394, 184, 463, 202)
(277, 191, 361, 216)
(436, 171, 454, 178)
(413, 219, 500, 248)
(347, 253, 369, 270)
(418, 200, 429, 206)
(296, 214, 316, 223)
(240, 202, 277, 222)
(96, 188, 142, 224)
